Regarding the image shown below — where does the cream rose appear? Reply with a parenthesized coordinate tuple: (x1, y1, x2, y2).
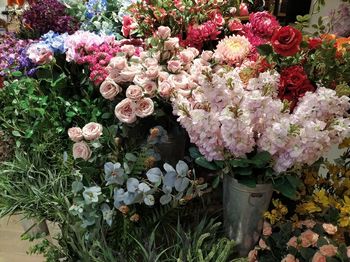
(247, 249, 258, 262)
(164, 37, 179, 51)
(322, 223, 337, 235)
(133, 74, 149, 87)
(319, 244, 338, 257)
(82, 122, 103, 141)
(169, 72, 190, 96)
(263, 221, 272, 236)
(167, 60, 182, 73)
(179, 50, 196, 64)
(126, 85, 143, 101)
(117, 65, 141, 83)
(142, 81, 157, 97)
(186, 47, 200, 57)
(108, 56, 128, 71)
(145, 66, 159, 80)
(300, 230, 319, 247)
(73, 141, 92, 160)
(135, 98, 154, 118)
(287, 236, 298, 248)
(100, 79, 121, 100)
(311, 252, 326, 262)
(157, 26, 171, 39)
(158, 71, 170, 82)
(282, 254, 299, 262)
(144, 57, 159, 67)
(201, 50, 214, 61)
(114, 98, 137, 124)
(68, 127, 83, 142)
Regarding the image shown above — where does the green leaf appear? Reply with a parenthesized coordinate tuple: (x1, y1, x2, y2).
(12, 130, 21, 137)
(11, 71, 22, 77)
(250, 151, 271, 168)
(72, 181, 84, 193)
(273, 177, 297, 199)
(229, 159, 250, 168)
(125, 153, 137, 162)
(189, 147, 202, 159)
(286, 175, 302, 189)
(212, 176, 220, 188)
(257, 44, 273, 57)
(234, 167, 253, 176)
(51, 73, 67, 89)
(195, 157, 219, 171)
(300, 248, 315, 260)
(101, 112, 112, 119)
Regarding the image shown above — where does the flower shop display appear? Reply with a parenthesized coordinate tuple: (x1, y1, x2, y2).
(0, 0, 350, 261)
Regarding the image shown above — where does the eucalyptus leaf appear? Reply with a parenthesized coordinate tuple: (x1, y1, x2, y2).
(160, 194, 172, 205)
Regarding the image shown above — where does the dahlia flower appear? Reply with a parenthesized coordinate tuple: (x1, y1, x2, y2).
(249, 11, 280, 39)
(214, 35, 252, 65)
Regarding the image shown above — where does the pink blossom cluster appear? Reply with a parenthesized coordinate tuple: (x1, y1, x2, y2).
(64, 31, 143, 85)
(171, 59, 350, 172)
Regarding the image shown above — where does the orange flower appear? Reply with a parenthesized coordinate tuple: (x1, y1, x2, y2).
(335, 37, 350, 56)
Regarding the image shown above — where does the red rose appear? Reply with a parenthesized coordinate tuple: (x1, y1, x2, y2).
(271, 26, 302, 56)
(293, 80, 316, 97)
(280, 65, 308, 89)
(308, 38, 322, 49)
(0, 76, 3, 89)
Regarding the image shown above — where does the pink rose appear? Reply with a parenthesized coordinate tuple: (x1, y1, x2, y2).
(107, 70, 120, 81)
(247, 249, 258, 262)
(158, 71, 170, 82)
(169, 72, 189, 90)
(144, 66, 159, 80)
(115, 98, 137, 124)
(201, 51, 213, 61)
(108, 56, 128, 71)
(322, 223, 337, 235)
(263, 221, 272, 236)
(72, 141, 92, 160)
(300, 230, 319, 247)
(167, 60, 182, 73)
(82, 122, 103, 141)
(179, 50, 196, 64)
(122, 16, 137, 37)
(27, 43, 54, 65)
(144, 57, 159, 67)
(299, 220, 316, 229)
(311, 252, 326, 262)
(164, 37, 179, 51)
(282, 254, 299, 262)
(117, 65, 141, 83)
(287, 236, 298, 248)
(135, 98, 154, 118)
(100, 79, 121, 100)
(186, 47, 200, 57)
(157, 26, 171, 39)
(133, 74, 149, 87)
(319, 245, 338, 257)
(158, 80, 174, 98)
(68, 127, 83, 142)
(126, 85, 143, 101)
(142, 81, 157, 97)
(239, 3, 249, 16)
(121, 45, 136, 57)
(259, 239, 269, 250)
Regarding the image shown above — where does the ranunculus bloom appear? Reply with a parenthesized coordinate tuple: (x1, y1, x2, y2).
(319, 244, 338, 257)
(249, 11, 280, 38)
(115, 98, 137, 124)
(72, 141, 92, 160)
(239, 3, 249, 16)
(263, 221, 272, 236)
(167, 60, 182, 73)
(271, 26, 302, 56)
(82, 122, 103, 141)
(322, 223, 337, 235)
(126, 85, 143, 101)
(68, 127, 83, 142)
(247, 249, 258, 262)
(135, 98, 154, 118)
(312, 252, 326, 262)
(282, 254, 299, 262)
(100, 79, 121, 100)
(300, 230, 319, 247)
(157, 26, 171, 39)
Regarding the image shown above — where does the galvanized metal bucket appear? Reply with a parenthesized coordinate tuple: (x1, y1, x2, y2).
(223, 175, 273, 256)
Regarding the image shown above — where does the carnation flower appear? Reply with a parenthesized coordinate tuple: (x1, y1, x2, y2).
(214, 35, 252, 65)
(249, 11, 280, 39)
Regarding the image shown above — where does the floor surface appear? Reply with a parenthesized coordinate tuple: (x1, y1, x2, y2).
(0, 216, 44, 262)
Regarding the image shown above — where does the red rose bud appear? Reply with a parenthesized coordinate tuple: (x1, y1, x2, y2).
(228, 19, 243, 32)
(271, 26, 302, 56)
(308, 38, 322, 49)
(239, 3, 249, 16)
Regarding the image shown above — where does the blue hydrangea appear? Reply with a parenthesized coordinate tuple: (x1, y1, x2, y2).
(85, 0, 107, 19)
(40, 31, 68, 54)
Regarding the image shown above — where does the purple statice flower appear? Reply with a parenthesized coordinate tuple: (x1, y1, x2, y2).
(22, 0, 80, 38)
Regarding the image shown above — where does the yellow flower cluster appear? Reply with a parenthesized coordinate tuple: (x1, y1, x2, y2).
(264, 199, 288, 225)
(339, 196, 350, 228)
